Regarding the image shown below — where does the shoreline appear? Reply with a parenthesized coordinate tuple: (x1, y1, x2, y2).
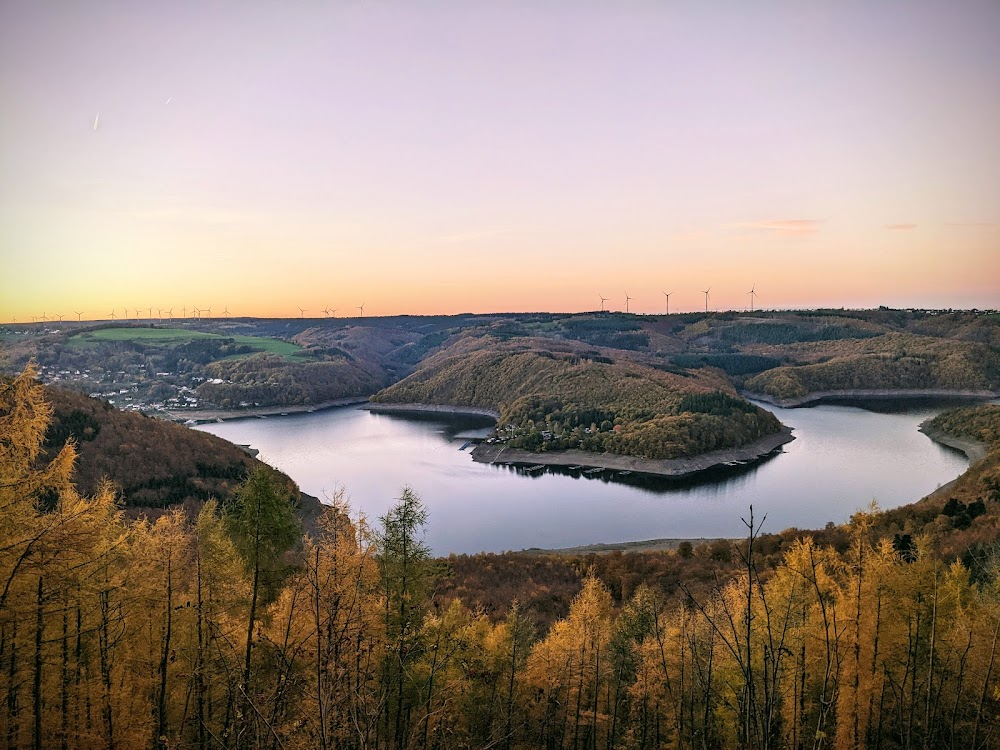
(522, 422, 990, 556)
(519, 537, 725, 555)
(917, 421, 990, 465)
(165, 396, 371, 424)
(470, 425, 795, 479)
(743, 388, 999, 409)
(365, 402, 501, 419)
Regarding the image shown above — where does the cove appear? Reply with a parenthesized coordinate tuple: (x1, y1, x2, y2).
(195, 400, 978, 555)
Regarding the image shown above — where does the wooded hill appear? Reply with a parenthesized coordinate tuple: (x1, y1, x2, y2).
(3, 365, 1000, 749)
(39, 384, 301, 516)
(372, 332, 782, 459)
(742, 331, 1000, 400)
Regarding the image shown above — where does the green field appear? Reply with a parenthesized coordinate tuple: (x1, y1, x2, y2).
(67, 326, 307, 359)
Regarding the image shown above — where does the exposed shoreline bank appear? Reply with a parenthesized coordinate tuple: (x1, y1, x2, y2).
(917, 421, 990, 465)
(365, 402, 501, 419)
(471, 425, 796, 479)
(743, 388, 999, 409)
(520, 538, 724, 555)
(166, 396, 371, 424)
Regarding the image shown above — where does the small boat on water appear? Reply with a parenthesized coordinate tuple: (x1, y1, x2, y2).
(618, 470, 632, 476)
(568, 465, 582, 470)
(583, 467, 603, 475)
(459, 441, 473, 451)
(525, 464, 545, 472)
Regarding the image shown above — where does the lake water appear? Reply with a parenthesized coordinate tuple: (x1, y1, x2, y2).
(195, 400, 977, 555)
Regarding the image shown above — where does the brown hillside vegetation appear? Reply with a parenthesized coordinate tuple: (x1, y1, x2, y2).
(743, 331, 1000, 399)
(40, 384, 299, 515)
(877, 403, 1000, 563)
(2, 365, 1000, 748)
(198, 351, 386, 408)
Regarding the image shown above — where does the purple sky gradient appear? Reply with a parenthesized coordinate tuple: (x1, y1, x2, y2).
(1, 1, 998, 319)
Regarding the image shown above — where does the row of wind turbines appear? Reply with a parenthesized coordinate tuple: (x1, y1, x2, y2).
(295, 304, 366, 319)
(16, 303, 370, 324)
(18, 306, 233, 323)
(19, 289, 762, 324)
(600, 285, 760, 314)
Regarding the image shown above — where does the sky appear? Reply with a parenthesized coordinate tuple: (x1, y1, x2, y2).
(1, 1, 998, 321)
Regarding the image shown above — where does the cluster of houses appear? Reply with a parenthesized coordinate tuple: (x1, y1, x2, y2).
(33, 362, 234, 415)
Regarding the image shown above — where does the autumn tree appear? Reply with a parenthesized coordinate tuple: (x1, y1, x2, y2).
(377, 486, 434, 750)
(225, 464, 300, 747)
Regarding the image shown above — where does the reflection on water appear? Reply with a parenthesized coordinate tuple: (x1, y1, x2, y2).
(487, 447, 784, 491)
(196, 400, 974, 555)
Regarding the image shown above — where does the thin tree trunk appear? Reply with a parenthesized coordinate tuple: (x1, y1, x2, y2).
(573, 640, 586, 750)
(61, 601, 69, 750)
(195, 554, 206, 750)
(592, 639, 601, 750)
(421, 629, 441, 750)
(505, 607, 519, 750)
(157, 551, 173, 748)
(924, 569, 938, 748)
(32, 576, 43, 750)
(313, 547, 327, 750)
(98, 588, 115, 750)
(242, 520, 262, 748)
(971, 616, 1000, 750)
(7, 621, 19, 750)
(75, 596, 84, 748)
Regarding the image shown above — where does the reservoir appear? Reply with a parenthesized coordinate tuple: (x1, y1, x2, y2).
(196, 400, 977, 555)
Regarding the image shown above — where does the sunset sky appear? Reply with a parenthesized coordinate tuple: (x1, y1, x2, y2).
(2, 1, 998, 321)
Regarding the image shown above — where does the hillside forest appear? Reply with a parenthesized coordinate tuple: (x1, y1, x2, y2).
(4, 310, 999, 463)
(3, 365, 1000, 749)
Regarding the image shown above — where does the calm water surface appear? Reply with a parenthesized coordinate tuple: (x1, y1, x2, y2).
(196, 401, 976, 555)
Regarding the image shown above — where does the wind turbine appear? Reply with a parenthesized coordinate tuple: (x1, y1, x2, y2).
(702, 287, 711, 313)
(134, 308, 142, 319)
(109, 309, 117, 320)
(182, 306, 187, 318)
(662, 291, 672, 315)
(747, 284, 759, 312)
(329, 308, 339, 317)
(357, 303, 365, 318)
(166, 308, 174, 319)
(56, 313, 65, 322)
(624, 292, 633, 314)
(222, 306, 230, 318)
(192, 307, 201, 319)
(598, 294, 608, 312)
(75, 311, 83, 321)
(202, 307, 211, 318)
(298, 307, 308, 319)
